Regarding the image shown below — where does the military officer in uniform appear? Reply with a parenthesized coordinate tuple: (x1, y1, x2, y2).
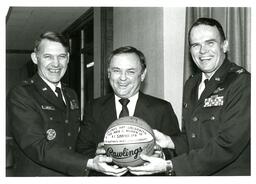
(7, 32, 127, 176)
(128, 18, 250, 176)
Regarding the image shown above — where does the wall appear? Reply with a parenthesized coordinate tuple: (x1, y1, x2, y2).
(112, 7, 186, 126)
(163, 8, 186, 127)
(113, 7, 164, 98)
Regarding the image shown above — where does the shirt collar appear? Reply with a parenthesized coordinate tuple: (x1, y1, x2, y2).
(39, 75, 62, 93)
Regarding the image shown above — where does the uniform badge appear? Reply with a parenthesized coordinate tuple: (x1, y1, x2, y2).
(204, 95, 224, 107)
(46, 129, 56, 140)
(236, 69, 244, 74)
(214, 77, 220, 81)
(42, 87, 48, 91)
(41, 105, 55, 110)
(213, 87, 224, 94)
(70, 100, 79, 110)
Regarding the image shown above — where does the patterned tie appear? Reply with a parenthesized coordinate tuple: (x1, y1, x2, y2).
(55, 87, 66, 107)
(119, 98, 130, 118)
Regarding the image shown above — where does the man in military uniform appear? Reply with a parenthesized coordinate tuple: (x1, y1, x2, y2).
(7, 32, 127, 176)
(128, 18, 250, 176)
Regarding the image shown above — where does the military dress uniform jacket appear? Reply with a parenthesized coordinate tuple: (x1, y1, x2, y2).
(171, 60, 250, 176)
(76, 92, 181, 175)
(8, 74, 88, 176)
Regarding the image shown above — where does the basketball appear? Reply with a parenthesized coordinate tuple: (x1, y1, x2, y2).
(104, 116, 155, 167)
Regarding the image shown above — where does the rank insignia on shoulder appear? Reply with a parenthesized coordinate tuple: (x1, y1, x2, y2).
(236, 69, 244, 74)
(46, 129, 56, 140)
(204, 95, 224, 107)
(41, 105, 55, 110)
(213, 87, 224, 94)
(70, 100, 79, 110)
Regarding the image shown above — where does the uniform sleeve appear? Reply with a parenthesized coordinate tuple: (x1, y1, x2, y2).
(159, 102, 183, 159)
(8, 86, 88, 176)
(172, 74, 250, 175)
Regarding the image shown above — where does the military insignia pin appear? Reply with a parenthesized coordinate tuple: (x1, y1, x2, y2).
(41, 105, 55, 110)
(46, 129, 56, 140)
(70, 100, 79, 110)
(236, 69, 244, 74)
(213, 87, 224, 94)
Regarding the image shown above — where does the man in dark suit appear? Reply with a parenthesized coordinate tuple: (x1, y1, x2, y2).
(7, 32, 126, 176)
(76, 46, 181, 176)
(128, 18, 250, 176)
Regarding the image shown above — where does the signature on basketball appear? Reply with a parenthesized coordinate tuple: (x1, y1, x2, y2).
(106, 147, 143, 159)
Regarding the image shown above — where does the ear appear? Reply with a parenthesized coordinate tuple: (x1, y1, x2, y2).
(222, 40, 229, 53)
(31, 52, 38, 65)
(107, 68, 111, 79)
(67, 53, 70, 64)
(141, 68, 147, 82)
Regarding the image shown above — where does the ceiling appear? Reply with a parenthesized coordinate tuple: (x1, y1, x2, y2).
(6, 7, 90, 51)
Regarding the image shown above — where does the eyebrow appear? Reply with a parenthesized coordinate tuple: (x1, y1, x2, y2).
(190, 38, 218, 45)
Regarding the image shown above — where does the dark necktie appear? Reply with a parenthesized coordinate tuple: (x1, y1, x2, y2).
(204, 79, 209, 90)
(119, 98, 130, 118)
(55, 87, 66, 107)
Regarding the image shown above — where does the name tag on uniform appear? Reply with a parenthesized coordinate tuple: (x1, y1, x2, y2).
(70, 100, 79, 110)
(41, 105, 55, 111)
(204, 95, 224, 107)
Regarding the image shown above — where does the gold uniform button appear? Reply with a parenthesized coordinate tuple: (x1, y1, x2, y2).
(67, 132, 71, 136)
(68, 146, 72, 150)
(65, 120, 69, 124)
(193, 116, 198, 122)
(49, 117, 53, 120)
(191, 133, 196, 138)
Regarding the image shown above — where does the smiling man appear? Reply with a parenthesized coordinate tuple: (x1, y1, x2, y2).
(7, 32, 122, 176)
(76, 46, 181, 176)
(128, 18, 251, 176)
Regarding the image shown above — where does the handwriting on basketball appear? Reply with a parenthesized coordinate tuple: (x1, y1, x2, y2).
(106, 147, 143, 159)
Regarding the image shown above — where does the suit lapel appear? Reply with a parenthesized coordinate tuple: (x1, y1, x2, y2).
(102, 94, 117, 126)
(33, 74, 66, 110)
(134, 92, 149, 119)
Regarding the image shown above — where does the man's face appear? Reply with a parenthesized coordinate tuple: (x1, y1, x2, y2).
(189, 25, 228, 77)
(108, 53, 146, 98)
(31, 39, 69, 85)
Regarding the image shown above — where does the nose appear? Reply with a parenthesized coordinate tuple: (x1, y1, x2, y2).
(52, 56, 60, 67)
(199, 44, 208, 54)
(119, 71, 127, 81)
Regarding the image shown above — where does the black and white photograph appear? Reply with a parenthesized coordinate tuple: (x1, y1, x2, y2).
(2, 0, 255, 184)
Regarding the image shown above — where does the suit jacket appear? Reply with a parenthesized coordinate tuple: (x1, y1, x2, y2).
(171, 60, 250, 176)
(76, 92, 181, 176)
(7, 74, 88, 176)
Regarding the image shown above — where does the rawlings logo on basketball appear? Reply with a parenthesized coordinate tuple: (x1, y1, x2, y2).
(104, 116, 155, 167)
(106, 147, 143, 159)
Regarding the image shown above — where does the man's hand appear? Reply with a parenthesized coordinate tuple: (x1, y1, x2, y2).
(95, 142, 106, 155)
(151, 144, 165, 159)
(128, 154, 167, 175)
(153, 129, 175, 149)
(87, 155, 128, 176)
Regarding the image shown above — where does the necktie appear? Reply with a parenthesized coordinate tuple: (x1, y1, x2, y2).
(119, 98, 130, 118)
(203, 79, 209, 93)
(198, 79, 209, 99)
(55, 87, 66, 107)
